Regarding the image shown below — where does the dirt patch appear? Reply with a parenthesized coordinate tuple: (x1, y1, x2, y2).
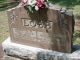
(0, 44, 4, 59)
(75, 20, 80, 31)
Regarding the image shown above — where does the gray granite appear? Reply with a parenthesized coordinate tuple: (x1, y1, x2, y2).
(1, 55, 22, 60)
(2, 37, 80, 60)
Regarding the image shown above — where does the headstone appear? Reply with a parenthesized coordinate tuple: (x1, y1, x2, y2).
(7, 6, 74, 53)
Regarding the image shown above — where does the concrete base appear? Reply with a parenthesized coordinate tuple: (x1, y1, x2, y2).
(1, 55, 22, 60)
(2, 37, 80, 60)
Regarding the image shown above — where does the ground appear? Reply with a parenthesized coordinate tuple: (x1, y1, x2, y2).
(0, 11, 9, 59)
(0, 11, 9, 43)
(0, 1, 18, 43)
(0, 44, 4, 59)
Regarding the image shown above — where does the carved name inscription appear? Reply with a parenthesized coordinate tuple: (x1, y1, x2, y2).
(22, 18, 53, 29)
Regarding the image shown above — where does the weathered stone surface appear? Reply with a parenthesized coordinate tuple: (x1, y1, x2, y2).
(2, 55, 22, 60)
(2, 37, 37, 60)
(2, 37, 80, 60)
(7, 6, 74, 53)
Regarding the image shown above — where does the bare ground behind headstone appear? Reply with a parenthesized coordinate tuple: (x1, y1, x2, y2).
(0, 44, 4, 59)
(75, 20, 80, 31)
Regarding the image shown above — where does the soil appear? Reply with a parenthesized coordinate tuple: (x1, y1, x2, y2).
(0, 44, 4, 59)
(75, 20, 80, 31)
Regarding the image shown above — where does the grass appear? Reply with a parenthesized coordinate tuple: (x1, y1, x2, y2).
(49, 0, 80, 20)
(0, 11, 9, 43)
(0, 1, 18, 43)
(49, 0, 80, 45)
(0, 1, 19, 11)
(72, 5, 80, 20)
(73, 31, 80, 45)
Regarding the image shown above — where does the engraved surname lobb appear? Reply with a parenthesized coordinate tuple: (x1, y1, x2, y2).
(21, 18, 53, 29)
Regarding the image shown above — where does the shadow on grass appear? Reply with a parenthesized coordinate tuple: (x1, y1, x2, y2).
(0, 2, 19, 11)
(49, 0, 80, 7)
(72, 45, 80, 52)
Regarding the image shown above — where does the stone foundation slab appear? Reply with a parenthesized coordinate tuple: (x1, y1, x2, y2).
(2, 37, 80, 60)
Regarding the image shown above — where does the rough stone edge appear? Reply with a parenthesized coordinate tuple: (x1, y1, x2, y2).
(1, 55, 22, 60)
(2, 37, 80, 60)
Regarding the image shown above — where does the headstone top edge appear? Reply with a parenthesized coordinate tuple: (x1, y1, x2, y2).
(7, 6, 21, 12)
(7, 5, 73, 16)
(7, 4, 61, 12)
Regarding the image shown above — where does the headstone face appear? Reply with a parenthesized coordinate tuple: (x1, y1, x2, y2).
(7, 6, 74, 53)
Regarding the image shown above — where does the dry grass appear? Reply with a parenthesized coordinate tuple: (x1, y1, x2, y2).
(0, 2, 18, 43)
(0, 11, 9, 43)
